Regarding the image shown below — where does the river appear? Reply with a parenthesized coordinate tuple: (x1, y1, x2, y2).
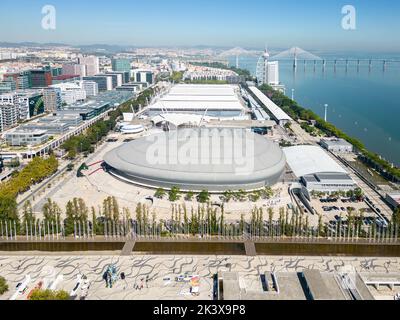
(229, 54, 400, 166)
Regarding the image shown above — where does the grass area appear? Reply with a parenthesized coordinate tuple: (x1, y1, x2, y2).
(349, 159, 391, 187)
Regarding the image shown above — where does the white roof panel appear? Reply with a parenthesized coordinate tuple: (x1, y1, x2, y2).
(249, 87, 292, 121)
(149, 101, 244, 111)
(283, 145, 348, 178)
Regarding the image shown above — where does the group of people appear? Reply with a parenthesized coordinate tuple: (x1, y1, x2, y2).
(133, 275, 150, 291)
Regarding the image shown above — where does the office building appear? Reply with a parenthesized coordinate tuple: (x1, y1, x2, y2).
(52, 75, 81, 85)
(320, 138, 354, 153)
(111, 58, 131, 72)
(81, 80, 99, 97)
(116, 83, 139, 93)
(50, 82, 86, 105)
(17, 91, 45, 120)
(0, 104, 19, 132)
(0, 81, 16, 94)
(3, 71, 31, 89)
(38, 114, 83, 128)
(51, 67, 63, 77)
(133, 70, 154, 84)
(267, 61, 279, 85)
(78, 55, 100, 76)
(62, 63, 86, 77)
(30, 70, 52, 87)
(22, 121, 70, 135)
(107, 71, 130, 84)
(99, 73, 121, 88)
(43, 87, 62, 112)
(83, 76, 113, 91)
(4, 129, 49, 147)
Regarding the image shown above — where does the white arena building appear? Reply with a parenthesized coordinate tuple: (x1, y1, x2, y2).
(283, 145, 357, 196)
(104, 128, 286, 192)
(146, 84, 247, 119)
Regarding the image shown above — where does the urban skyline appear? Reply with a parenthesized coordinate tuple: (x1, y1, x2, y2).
(0, 0, 400, 52)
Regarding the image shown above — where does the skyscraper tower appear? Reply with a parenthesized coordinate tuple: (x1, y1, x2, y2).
(262, 47, 270, 84)
(256, 47, 270, 85)
(256, 46, 280, 86)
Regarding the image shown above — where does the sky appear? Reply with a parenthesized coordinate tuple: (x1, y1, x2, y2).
(0, 0, 399, 52)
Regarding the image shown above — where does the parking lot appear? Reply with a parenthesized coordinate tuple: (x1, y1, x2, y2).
(310, 196, 390, 233)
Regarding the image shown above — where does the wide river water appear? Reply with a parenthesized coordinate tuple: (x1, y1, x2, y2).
(230, 54, 400, 166)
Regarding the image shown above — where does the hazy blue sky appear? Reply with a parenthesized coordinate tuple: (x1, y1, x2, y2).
(0, 0, 399, 52)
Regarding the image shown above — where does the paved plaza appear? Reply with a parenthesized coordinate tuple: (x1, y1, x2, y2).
(0, 254, 399, 300)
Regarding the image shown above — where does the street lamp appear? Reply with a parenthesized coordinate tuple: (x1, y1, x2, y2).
(324, 104, 329, 122)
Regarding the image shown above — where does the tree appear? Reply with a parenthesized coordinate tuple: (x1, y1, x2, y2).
(111, 197, 120, 221)
(0, 276, 8, 295)
(185, 191, 194, 201)
(197, 190, 210, 204)
(0, 195, 19, 233)
(222, 190, 233, 203)
(168, 186, 181, 202)
(42, 198, 62, 224)
(392, 207, 400, 233)
(154, 188, 166, 199)
(22, 200, 35, 234)
(91, 207, 98, 235)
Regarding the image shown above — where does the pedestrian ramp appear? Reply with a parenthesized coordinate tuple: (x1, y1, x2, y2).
(121, 240, 136, 256)
(244, 241, 257, 256)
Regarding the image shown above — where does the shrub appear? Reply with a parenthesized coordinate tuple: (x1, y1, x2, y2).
(0, 276, 9, 295)
(29, 289, 70, 300)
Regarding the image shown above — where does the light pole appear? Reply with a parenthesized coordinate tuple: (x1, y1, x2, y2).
(291, 89, 295, 101)
(324, 104, 328, 122)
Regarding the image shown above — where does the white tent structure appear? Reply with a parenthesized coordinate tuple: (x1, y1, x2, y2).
(283, 145, 347, 178)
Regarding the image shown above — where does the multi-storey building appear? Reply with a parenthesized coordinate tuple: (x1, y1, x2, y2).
(4, 129, 49, 147)
(133, 70, 154, 84)
(3, 71, 31, 89)
(43, 87, 63, 112)
(17, 91, 45, 120)
(81, 80, 99, 97)
(62, 63, 87, 77)
(30, 69, 52, 87)
(0, 81, 16, 94)
(49, 82, 86, 105)
(111, 58, 131, 72)
(0, 104, 19, 132)
(78, 55, 100, 76)
(82, 76, 113, 91)
(107, 71, 130, 84)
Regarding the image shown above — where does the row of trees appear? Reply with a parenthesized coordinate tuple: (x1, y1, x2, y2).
(0, 156, 59, 227)
(154, 187, 211, 203)
(4, 195, 400, 239)
(310, 188, 364, 201)
(154, 187, 275, 204)
(221, 187, 274, 203)
(258, 84, 400, 182)
(62, 120, 113, 159)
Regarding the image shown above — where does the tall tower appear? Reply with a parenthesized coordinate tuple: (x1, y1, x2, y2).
(256, 47, 270, 85)
(262, 47, 270, 85)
